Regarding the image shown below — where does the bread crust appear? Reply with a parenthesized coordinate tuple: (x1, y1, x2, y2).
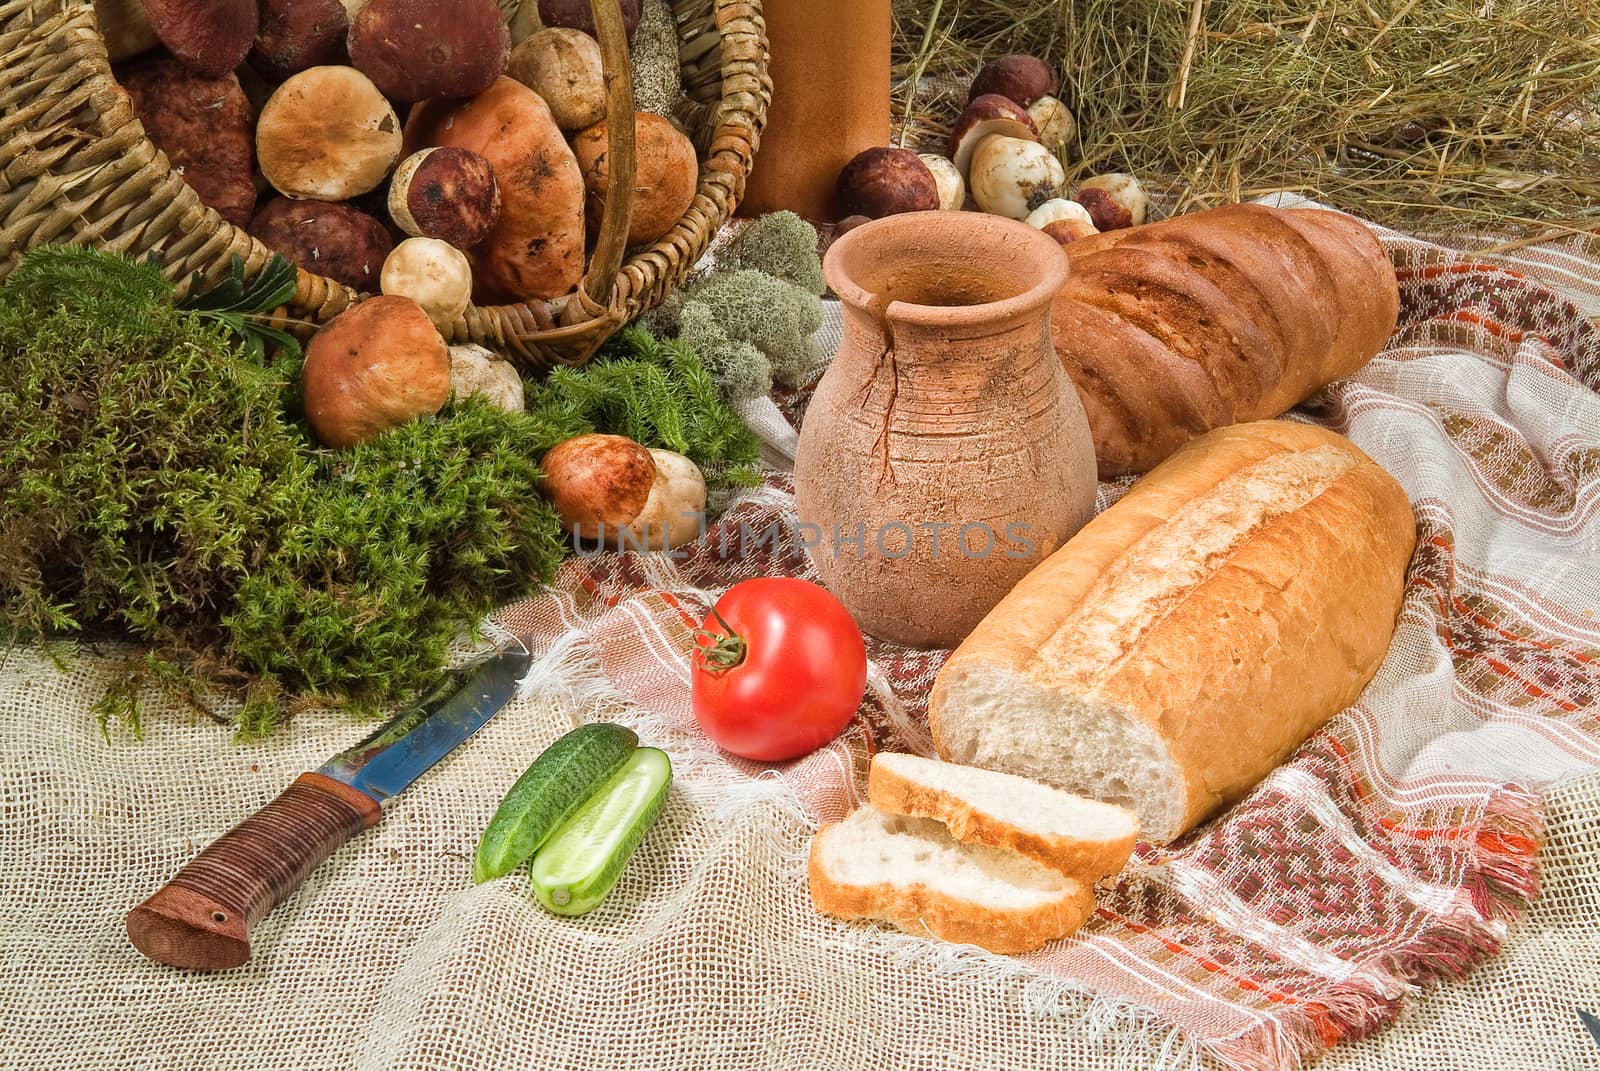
(866, 761, 1136, 882)
(931, 420, 1416, 842)
(807, 824, 1096, 955)
(1053, 204, 1399, 475)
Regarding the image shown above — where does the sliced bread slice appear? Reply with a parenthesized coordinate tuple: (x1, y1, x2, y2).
(807, 804, 1095, 954)
(867, 752, 1139, 881)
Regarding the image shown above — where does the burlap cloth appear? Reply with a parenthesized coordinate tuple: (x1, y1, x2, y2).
(2, 208, 1598, 1070)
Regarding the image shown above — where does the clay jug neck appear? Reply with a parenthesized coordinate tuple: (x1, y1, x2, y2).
(824, 210, 1070, 369)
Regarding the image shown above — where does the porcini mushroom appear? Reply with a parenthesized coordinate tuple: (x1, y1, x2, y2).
(918, 154, 966, 211)
(1025, 198, 1099, 244)
(301, 296, 452, 448)
(120, 57, 257, 228)
(836, 147, 940, 220)
(380, 238, 475, 324)
(537, 0, 641, 41)
(969, 135, 1066, 220)
(142, 0, 259, 78)
(251, 0, 349, 82)
(348, 0, 511, 102)
(541, 434, 658, 542)
(1073, 173, 1150, 231)
(947, 94, 1037, 177)
(388, 147, 502, 248)
(449, 344, 525, 412)
(249, 197, 393, 291)
(1027, 95, 1076, 154)
(623, 449, 706, 551)
(507, 27, 607, 131)
(572, 113, 699, 246)
(968, 54, 1059, 107)
(257, 65, 402, 201)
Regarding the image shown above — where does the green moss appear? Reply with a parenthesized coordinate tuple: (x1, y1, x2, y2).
(0, 248, 758, 737)
(715, 211, 827, 296)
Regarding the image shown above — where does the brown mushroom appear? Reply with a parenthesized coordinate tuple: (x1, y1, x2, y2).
(347, 0, 511, 102)
(947, 94, 1037, 177)
(507, 27, 607, 131)
(257, 65, 402, 201)
(119, 57, 257, 227)
(968, 54, 1059, 107)
(249, 197, 393, 291)
(301, 296, 451, 449)
(537, 0, 641, 41)
(572, 113, 699, 246)
(541, 434, 658, 541)
(1073, 173, 1150, 231)
(251, 0, 349, 82)
(380, 237, 474, 324)
(143, 0, 260, 79)
(449, 344, 525, 413)
(387, 147, 501, 248)
(836, 147, 939, 220)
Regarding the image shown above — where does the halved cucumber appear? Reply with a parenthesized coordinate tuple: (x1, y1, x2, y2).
(473, 723, 639, 883)
(530, 747, 672, 916)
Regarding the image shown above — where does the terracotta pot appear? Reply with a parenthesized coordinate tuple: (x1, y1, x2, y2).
(736, 0, 891, 223)
(794, 212, 1098, 649)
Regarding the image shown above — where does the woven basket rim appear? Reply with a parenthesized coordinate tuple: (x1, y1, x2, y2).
(6, 0, 770, 370)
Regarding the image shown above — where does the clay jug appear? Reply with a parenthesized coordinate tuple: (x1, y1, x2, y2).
(794, 212, 1098, 649)
(736, 0, 892, 223)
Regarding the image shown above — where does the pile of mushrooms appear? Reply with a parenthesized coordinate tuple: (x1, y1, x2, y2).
(833, 53, 1149, 246)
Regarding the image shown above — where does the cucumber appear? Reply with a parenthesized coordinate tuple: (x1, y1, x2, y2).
(530, 747, 672, 916)
(473, 723, 639, 883)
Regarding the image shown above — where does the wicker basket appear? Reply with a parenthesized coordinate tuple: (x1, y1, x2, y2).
(0, 0, 769, 370)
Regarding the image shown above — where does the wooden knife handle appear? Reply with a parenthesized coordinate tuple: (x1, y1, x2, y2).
(126, 772, 381, 971)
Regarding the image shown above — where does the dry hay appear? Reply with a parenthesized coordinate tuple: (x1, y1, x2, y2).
(891, 0, 1600, 233)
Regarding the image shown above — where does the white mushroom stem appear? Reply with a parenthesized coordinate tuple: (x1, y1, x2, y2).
(968, 135, 1066, 220)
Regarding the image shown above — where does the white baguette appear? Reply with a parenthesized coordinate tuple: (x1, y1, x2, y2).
(867, 752, 1138, 880)
(808, 805, 1095, 954)
(930, 420, 1416, 843)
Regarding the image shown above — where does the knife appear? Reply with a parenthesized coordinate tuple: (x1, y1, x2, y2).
(126, 645, 533, 972)
(1580, 1009, 1600, 1049)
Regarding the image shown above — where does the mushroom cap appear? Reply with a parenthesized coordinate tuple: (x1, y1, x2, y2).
(348, 0, 511, 102)
(449, 344, 525, 413)
(120, 58, 257, 228)
(249, 197, 393, 291)
(541, 434, 658, 540)
(1027, 95, 1077, 152)
(507, 27, 607, 131)
(836, 147, 940, 220)
(257, 65, 402, 201)
(144, 0, 259, 78)
(537, 0, 641, 41)
(1024, 197, 1094, 230)
(947, 94, 1038, 176)
(251, 0, 350, 82)
(917, 153, 966, 211)
(1041, 218, 1099, 245)
(572, 113, 699, 246)
(388, 147, 502, 248)
(968, 53, 1059, 107)
(968, 135, 1066, 220)
(380, 237, 474, 324)
(1073, 172, 1150, 230)
(302, 296, 451, 449)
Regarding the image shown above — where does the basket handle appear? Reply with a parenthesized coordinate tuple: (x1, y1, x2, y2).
(575, 0, 638, 315)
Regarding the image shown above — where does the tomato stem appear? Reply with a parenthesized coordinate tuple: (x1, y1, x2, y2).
(694, 605, 747, 672)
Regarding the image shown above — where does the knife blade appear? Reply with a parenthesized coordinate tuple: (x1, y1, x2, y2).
(126, 645, 533, 972)
(1580, 1009, 1600, 1049)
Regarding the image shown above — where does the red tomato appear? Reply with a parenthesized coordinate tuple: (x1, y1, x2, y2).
(690, 578, 868, 762)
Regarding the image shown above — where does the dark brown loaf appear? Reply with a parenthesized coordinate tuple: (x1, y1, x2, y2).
(1053, 204, 1399, 476)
